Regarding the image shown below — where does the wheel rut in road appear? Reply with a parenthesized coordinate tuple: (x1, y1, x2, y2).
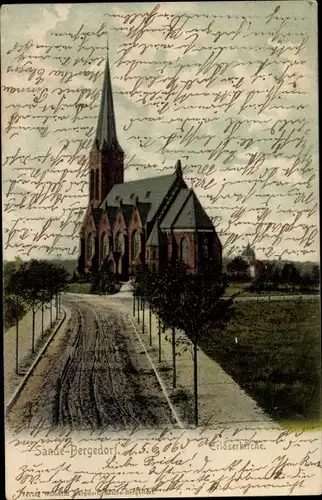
(8, 300, 175, 431)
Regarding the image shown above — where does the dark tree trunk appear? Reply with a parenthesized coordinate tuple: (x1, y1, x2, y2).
(41, 294, 44, 339)
(149, 309, 152, 346)
(50, 299, 53, 326)
(32, 307, 35, 354)
(193, 340, 198, 427)
(133, 293, 136, 317)
(15, 302, 19, 375)
(55, 294, 58, 320)
(142, 300, 145, 335)
(172, 327, 176, 389)
(137, 295, 140, 323)
(158, 318, 162, 363)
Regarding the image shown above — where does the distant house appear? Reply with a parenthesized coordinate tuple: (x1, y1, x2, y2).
(248, 259, 265, 279)
(241, 243, 256, 264)
(239, 244, 265, 280)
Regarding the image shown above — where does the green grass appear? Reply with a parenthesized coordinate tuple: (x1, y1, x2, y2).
(66, 282, 92, 294)
(224, 283, 319, 297)
(199, 299, 321, 425)
(225, 283, 249, 296)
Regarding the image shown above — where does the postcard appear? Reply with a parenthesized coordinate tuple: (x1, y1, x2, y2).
(2, 1, 321, 498)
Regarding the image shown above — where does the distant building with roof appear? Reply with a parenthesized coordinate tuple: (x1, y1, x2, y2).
(241, 243, 256, 264)
(248, 259, 265, 279)
(77, 50, 222, 279)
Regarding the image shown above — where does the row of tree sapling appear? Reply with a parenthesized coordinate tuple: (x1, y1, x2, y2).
(4, 257, 69, 375)
(131, 262, 236, 426)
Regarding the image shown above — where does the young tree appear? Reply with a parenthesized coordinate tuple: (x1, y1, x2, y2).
(153, 261, 189, 388)
(50, 263, 69, 316)
(133, 263, 152, 336)
(4, 258, 27, 375)
(174, 273, 235, 426)
(36, 261, 55, 336)
(22, 260, 44, 353)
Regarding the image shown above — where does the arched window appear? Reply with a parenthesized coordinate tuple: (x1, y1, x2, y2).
(95, 170, 99, 200)
(180, 237, 189, 264)
(115, 231, 124, 254)
(87, 233, 93, 260)
(90, 170, 94, 200)
(131, 231, 140, 261)
(202, 234, 209, 259)
(100, 233, 108, 262)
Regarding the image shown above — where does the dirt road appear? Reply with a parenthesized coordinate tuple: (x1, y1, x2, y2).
(7, 297, 175, 431)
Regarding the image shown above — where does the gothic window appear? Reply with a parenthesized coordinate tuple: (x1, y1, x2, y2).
(87, 233, 94, 260)
(90, 170, 94, 200)
(151, 249, 156, 259)
(115, 231, 124, 253)
(202, 234, 209, 259)
(180, 237, 189, 264)
(100, 233, 109, 262)
(95, 170, 99, 200)
(131, 230, 140, 261)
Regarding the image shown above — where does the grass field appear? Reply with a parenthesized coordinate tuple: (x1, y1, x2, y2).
(224, 283, 319, 297)
(66, 282, 92, 294)
(199, 299, 321, 424)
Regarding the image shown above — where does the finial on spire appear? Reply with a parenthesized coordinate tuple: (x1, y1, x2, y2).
(175, 159, 182, 179)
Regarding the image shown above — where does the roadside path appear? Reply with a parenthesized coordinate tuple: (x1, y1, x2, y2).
(67, 292, 278, 429)
(4, 300, 60, 406)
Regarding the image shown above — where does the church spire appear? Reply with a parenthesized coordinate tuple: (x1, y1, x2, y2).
(94, 42, 123, 152)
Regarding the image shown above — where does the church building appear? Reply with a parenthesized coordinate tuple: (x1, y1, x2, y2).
(77, 51, 222, 280)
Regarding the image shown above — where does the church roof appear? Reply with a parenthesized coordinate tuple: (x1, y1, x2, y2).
(174, 190, 214, 230)
(94, 49, 123, 153)
(119, 204, 133, 225)
(100, 172, 177, 222)
(161, 189, 214, 230)
(136, 202, 151, 225)
(92, 207, 104, 225)
(106, 205, 118, 227)
(146, 223, 166, 247)
(241, 243, 256, 260)
(160, 189, 191, 229)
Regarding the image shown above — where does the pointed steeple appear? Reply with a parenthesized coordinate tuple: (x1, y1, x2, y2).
(175, 159, 182, 180)
(94, 42, 123, 152)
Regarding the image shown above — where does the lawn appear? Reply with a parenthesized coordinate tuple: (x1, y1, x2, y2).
(224, 283, 319, 297)
(225, 283, 249, 296)
(66, 282, 92, 294)
(199, 299, 321, 425)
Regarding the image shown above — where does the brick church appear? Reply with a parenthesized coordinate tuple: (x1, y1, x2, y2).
(77, 51, 222, 280)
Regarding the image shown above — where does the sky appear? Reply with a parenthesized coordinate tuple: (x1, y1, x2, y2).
(1, 1, 319, 262)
